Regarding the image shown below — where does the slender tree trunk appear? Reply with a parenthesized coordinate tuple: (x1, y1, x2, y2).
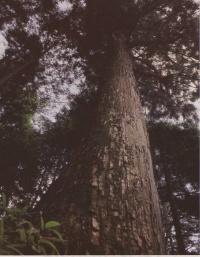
(58, 35, 165, 254)
(164, 168, 186, 254)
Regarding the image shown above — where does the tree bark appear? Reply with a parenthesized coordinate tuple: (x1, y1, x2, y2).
(57, 35, 165, 254)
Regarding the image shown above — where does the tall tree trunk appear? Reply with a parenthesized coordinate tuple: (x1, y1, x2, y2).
(58, 35, 165, 254)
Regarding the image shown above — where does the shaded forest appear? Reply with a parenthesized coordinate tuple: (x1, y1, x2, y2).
(0, 0, 199, 254)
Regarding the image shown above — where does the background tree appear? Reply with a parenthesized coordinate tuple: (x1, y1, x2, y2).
(149, 122, 199, 254)
(0, 0, 42, 200)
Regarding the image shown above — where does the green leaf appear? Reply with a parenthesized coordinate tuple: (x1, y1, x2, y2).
(39, 238, 60, 254)
(48, 229, 63, 241)
(6, 245, 23, 255)
(27, 227, 39, 236)
(27, 234, 35, 245)
(8, 243, 26, 248)
(45, 221, 60, 229)
(0, 196, 63, 255)
(46, 237, 64, 243)
(31, 245, 42, 254)
(16, 228, 26, 242)
(19, 220, 33, 229)
(40, 213, 45, 231)
(0, 219, 4, 242)
(38, 245, 47, 255)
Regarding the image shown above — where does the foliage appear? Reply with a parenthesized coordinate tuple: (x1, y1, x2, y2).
(0, 194, 64, 255)
(0, 0, 198, 200)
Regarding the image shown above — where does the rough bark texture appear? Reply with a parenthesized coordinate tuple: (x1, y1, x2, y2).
(58, 36, 165, 254)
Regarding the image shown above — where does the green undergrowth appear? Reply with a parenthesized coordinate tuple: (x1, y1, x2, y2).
(0, 193, 64, 255)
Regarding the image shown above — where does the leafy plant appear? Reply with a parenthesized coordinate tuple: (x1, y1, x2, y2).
(0, 193, 64, 255)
